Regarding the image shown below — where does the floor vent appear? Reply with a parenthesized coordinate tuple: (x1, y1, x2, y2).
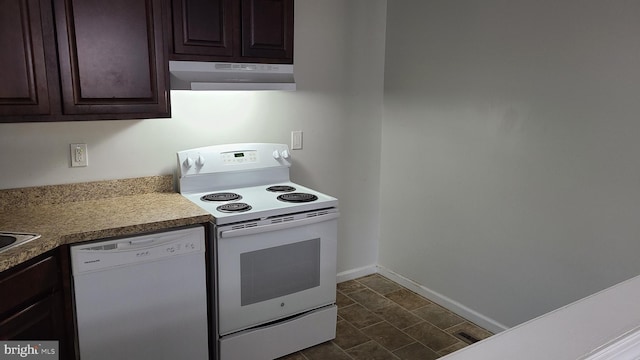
(455, 331, 481, 344)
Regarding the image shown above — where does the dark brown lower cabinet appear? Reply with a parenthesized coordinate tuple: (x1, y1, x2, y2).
(0, 293, 65, 341)
(0, 250, 72, 359)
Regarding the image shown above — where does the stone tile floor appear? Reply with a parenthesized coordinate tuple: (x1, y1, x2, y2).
(278, 274, 493, 360)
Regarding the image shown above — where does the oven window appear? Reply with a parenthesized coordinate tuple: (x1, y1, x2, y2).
(240, 238, 321, 306)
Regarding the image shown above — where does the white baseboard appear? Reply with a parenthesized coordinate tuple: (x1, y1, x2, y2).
(376, 265, 509, 334)
(336, 264, 377, 283)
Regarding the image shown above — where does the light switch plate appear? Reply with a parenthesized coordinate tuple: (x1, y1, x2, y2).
(291, 131, 303, 150)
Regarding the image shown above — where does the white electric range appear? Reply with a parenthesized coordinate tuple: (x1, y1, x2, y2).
(177, 143, 339, 360)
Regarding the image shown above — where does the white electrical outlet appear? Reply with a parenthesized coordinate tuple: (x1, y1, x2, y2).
(291, 131, 303, 150)
(70, 143, 88, 167)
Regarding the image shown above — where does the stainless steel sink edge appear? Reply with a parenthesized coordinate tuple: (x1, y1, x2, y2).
(0, 232, 42, 254)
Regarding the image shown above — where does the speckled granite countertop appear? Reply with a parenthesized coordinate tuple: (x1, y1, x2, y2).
(0, 176, 211, 272)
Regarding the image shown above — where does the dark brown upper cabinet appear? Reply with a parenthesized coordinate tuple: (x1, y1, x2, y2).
(169, 0, 293, 64)
(171, 0, 235, 57)
(0, 0, 170, 123)
(0, 0, 55, 117)
(54, 0, 169, 118)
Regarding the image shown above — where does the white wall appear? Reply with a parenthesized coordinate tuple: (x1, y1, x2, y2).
(13, 0, 633, 332)
(0, 0, 386, 275)
(381, 0, 640, 328)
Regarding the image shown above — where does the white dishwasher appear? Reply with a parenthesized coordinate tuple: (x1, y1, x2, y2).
(71, 226, 209, 360)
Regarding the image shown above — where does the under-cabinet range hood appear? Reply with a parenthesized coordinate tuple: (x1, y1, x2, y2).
(169, 61, 296, 91)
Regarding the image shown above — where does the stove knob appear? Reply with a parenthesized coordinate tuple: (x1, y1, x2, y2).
(280, 149, 290, 159)
(272, 150, 281, 159)
(183, 157, 194, 169)
(196, 155, 205, 167)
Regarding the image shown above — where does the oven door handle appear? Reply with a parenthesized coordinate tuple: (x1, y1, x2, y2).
(219, 212, 339, 238)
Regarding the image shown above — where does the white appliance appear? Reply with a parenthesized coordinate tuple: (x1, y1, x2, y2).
(70, 226, 209, 360)
(177, 143, 338, 360)
(169, 61, 296, 91)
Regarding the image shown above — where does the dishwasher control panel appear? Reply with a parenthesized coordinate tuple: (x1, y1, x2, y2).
(71, 227, 205, 274)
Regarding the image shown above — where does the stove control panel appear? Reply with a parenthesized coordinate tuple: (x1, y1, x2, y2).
(177, 143, 291, 178)
(223, 150, 257, 164)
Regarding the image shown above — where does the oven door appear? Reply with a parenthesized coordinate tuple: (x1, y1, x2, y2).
(216, 209, 338, 336)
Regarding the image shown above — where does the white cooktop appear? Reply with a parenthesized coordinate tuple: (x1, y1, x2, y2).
(182, 181, 338, 225)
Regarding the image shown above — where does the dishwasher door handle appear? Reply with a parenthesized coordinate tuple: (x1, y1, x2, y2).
(128, 238, 155, 246)
(114, 238, 155, 249)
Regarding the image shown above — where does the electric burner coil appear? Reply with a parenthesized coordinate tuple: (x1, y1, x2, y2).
(266, 185, 296, 193)
(217, 203, 253, 213)
(277, 193, 318, 203)
(201, 192, 242, 202)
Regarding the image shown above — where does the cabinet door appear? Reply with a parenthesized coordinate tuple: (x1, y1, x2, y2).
(171, 0, 235, 57)
(0, 292, 69, 359)
(240, 0, 293, 62)
(0, 293, 65, 341)
(0, 251, 69, 358)
(0, 0, 51, 117)
(54, 0, 169, 117)
(0, 255, 59, 315)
